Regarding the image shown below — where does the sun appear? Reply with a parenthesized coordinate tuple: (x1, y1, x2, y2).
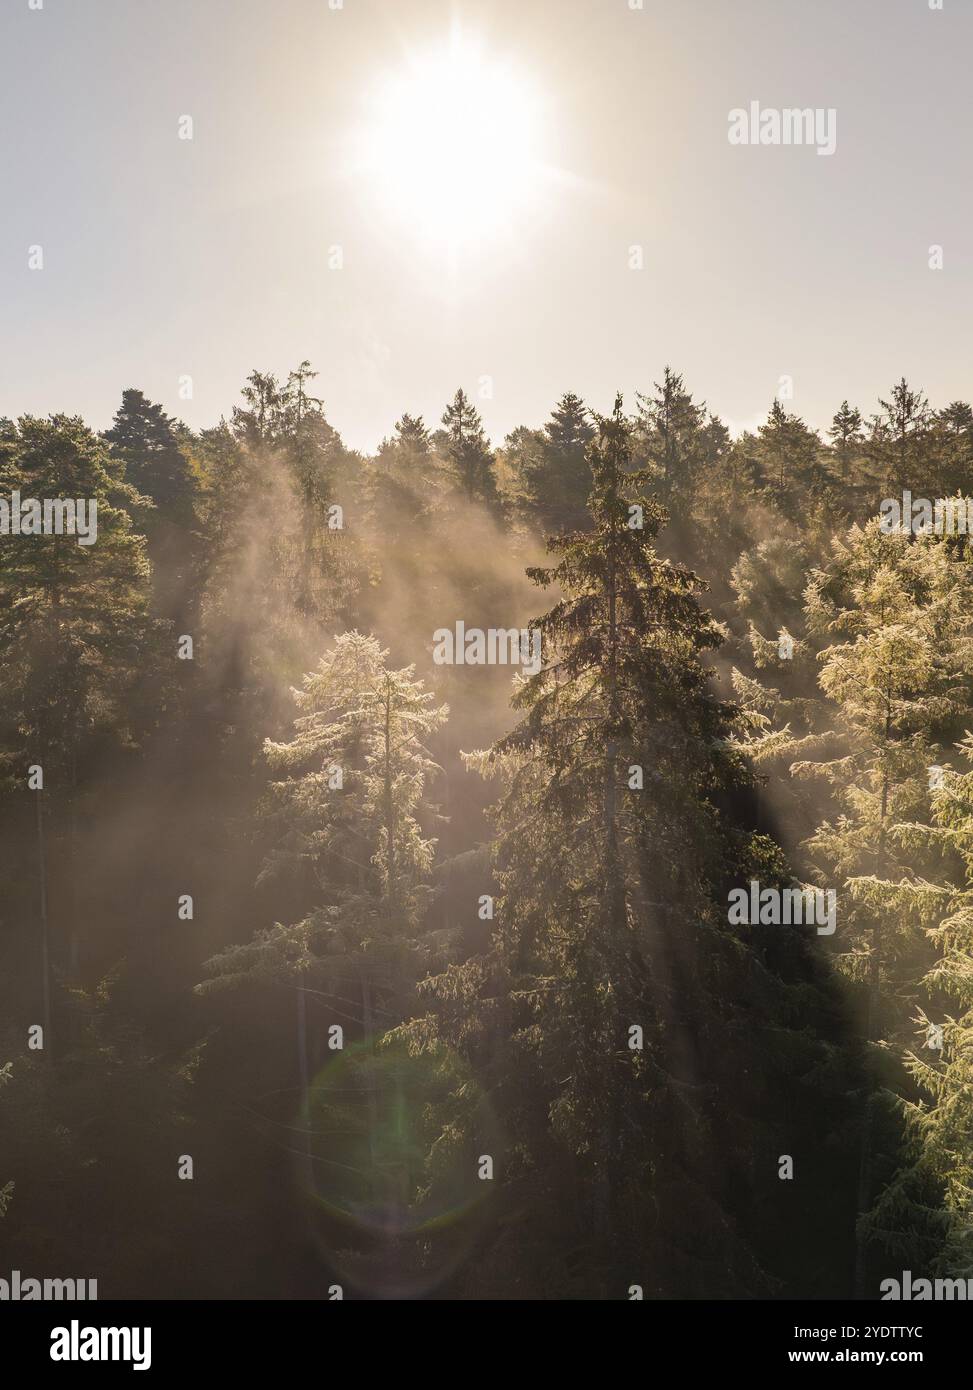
(357, 32, 547, 250)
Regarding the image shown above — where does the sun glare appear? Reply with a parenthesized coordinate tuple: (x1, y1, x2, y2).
(358, 34, 546, 249)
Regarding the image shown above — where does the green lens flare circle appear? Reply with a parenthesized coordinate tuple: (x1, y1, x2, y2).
(299, 1036, 501, 1297)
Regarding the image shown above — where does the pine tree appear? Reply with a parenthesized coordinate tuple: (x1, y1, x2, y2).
(232, 370, 286, 445)
(393, 413, 430, 451)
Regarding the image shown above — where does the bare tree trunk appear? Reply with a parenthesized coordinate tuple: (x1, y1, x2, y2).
(69, 745, 80, 975)
(36, 788, 51, 1062)
(361, 972, 381, 1215)
(296, 979, 312, 1190)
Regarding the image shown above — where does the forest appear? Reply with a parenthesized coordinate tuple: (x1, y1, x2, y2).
(2, 364, 972, 1300)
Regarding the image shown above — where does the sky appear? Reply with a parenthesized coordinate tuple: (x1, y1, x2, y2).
(1, 0, 971, 453)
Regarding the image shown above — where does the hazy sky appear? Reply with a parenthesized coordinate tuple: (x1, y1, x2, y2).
(2, 0, 970, 452)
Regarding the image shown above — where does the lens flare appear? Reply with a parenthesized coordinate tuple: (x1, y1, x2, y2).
(299, 1036, 502, 1298)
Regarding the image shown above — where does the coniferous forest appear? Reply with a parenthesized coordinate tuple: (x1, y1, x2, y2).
(3, 370, 973, 1301)
(3, 1, 973, 1334)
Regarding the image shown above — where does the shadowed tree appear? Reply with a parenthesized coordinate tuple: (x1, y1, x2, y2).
(783, 519, 973, 1293)
(104, 389, 199, 623)
(516, 391, 594, 533)
(0, 414, 159, 1036)
(395, 397, 855, 1297)
(198, 633, 448, 1169)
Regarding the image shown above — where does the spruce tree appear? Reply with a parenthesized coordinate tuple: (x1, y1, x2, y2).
(396, 397, 852, 1296)
(104, 389, 196, 529)
(756, 400, 832, 517)
(635, 366, 707, 516)
(517, 391, 594, 532)
(104, 388, 199, 623)
(368, 413, 440, 546)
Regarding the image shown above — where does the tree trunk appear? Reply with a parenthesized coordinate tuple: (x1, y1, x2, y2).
(296, 978, 312, 1190)
(36, 788, 52, 1063)
(854, 690, 892, 1297)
